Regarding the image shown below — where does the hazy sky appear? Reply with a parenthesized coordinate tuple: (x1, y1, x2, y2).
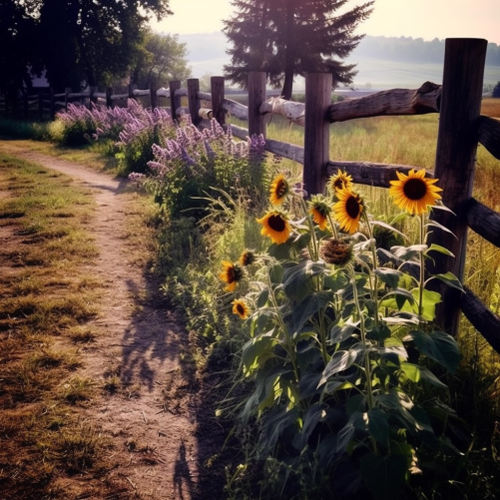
(152, 0, 500, 45)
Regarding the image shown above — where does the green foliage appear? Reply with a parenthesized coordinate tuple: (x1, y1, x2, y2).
(135, 119, 268, 218)
(223, 0, 374, 98)
(493, 81, 500, 98)
(2, 0, 173, 91)
(220, 171, 465, 499)
(131, 29, 192, 88)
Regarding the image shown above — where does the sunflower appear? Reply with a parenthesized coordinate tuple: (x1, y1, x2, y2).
(219, 260, 243, 292)
(333, 189, 363, 234)
(256, 210, 291, 244)
(328, 169, 353, 194)
(320, 238, 353, 266)
(239, 250, 256, 266)
(269, 174, 289, 205)
(389, 169, 442, 215)
(232, 299, 250, 319)
(308, 196, 330, 231)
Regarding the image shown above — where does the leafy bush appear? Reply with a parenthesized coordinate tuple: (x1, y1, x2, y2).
(130, 118, 268, 218)
(55, 103, 97, 146)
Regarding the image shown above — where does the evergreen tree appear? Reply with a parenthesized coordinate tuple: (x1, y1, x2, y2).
(223, 0, 374, 99)
(493, 81, 500, 98)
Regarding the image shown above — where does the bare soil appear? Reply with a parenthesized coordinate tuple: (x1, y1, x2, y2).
(0, 140, 221, 500)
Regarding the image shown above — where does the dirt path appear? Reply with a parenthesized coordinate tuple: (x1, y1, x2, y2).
(0, 140, 202, 500)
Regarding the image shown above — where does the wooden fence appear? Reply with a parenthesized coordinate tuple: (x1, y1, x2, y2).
(0, 84, 170, 121)
(1, 39, 499, 352)
(177, 39, 500, 351)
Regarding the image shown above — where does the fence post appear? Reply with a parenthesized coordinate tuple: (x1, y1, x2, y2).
(65, 87, 71, 111)
(89, 86, 97, 107)
(211, 76, 225, 126)
(49, 87, 55, 120)
(428, 38, 487, 336)
(150, 83, 158, 110)
(169, 80, 181, 121)
(303, 73, 332, 197)
(188, 78, 201, 126)
(106, 87, 113, 108)
(248, 72, 267, 138)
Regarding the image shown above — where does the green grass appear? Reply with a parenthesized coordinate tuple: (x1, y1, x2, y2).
(0, 153, 111, 499)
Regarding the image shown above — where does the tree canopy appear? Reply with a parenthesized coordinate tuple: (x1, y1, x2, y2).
(131, 31, 192, 90)
(0, 0, 174, 95)
(223, 0, 374, 99)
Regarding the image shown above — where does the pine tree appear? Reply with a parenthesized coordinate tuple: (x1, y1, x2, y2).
(223, 0, 374, 99)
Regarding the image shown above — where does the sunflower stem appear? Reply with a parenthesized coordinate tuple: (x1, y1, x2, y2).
(348, 263, 378, 454)
(362, 212, 380, 332)
(266, 267, 301, 386)
(418, 214, 426, 321)
(299, 196, 319, 262)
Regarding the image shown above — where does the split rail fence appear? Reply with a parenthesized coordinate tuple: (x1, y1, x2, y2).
(1, 38, 499, 352)
(163, 39, 500, 352)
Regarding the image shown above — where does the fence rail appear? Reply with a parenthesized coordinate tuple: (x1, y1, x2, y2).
(1, 38, 499, 353)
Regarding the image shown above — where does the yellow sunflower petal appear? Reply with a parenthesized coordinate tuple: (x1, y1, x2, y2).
(269, 174, 289, 205)
(389, 169, 442, 215)
(256, 211, 291, 244)
(232, 299, 249, 319)
(333, 189, 363, 234)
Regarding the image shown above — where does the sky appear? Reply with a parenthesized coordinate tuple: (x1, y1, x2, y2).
(151, 0, 500, 45)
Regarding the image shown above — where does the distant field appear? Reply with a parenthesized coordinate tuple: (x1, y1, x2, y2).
(346, 55, 500, 90)
(481, 97, 500, 118)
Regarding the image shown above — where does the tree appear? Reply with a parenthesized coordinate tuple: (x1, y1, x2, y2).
(0, 0, 172, 93)
(0, 1, 38, 96)
(131, 30, 191, 89)
(223, 0, 374, 99)
(493, 81, 500, 98)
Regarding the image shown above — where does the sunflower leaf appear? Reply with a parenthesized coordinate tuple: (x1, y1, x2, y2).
(426, 243, 455, 257)
(427, 272, 464, 292)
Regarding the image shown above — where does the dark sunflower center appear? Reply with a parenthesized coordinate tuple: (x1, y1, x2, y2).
(346, 196, 360, 219)
(403, 178, 427, 200)
(268, 214, 286, 232)
(276, 180, 287, 198)
(227, 267, 236, 283)
(315, 206, 327, 218)
(334, 179, 344, 190)
(236, 304, 245, 315)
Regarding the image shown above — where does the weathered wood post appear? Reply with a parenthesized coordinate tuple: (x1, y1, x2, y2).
(211, 76, 225, 126)
(428, 38, 487, 336)
(150, 84, 158, 110)
(169, 80, 181, 121)
(128, 83, 136, 101)
(106, 87, 113, 108)
(304, 73, 332, 196)
(49, 87, 55, 120)
(65, 87, 71, 111)
(187, 78, 201, 126)
(89, 86, 97, 107)
(248, 72, 267, 138)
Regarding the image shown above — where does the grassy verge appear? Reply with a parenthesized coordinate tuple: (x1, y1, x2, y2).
(0, 152, 128, 499)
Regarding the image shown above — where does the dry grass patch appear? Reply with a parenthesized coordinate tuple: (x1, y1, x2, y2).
(0, 153, 112, 499)
(481, 97, 500, 119)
